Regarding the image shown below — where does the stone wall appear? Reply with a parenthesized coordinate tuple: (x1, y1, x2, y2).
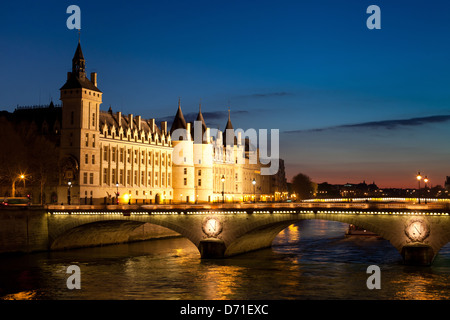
(0, 208, 48, 254)
(0, 208, 181, 254)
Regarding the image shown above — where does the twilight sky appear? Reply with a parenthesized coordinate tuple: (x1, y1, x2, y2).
(1, 0, 450, 188)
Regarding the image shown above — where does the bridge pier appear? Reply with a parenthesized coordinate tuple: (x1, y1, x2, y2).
(198, 239, 227, 258)
(401, 244, 435, 266)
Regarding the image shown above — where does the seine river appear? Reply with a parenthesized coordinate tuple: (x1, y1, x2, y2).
(1, 220, 449, 301)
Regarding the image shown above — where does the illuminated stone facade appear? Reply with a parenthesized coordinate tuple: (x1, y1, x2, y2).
(55, 42, 285, 204)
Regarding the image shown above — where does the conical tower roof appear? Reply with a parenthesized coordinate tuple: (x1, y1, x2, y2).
(223, 107, 237, 146)
(224, 108, 233, 130)
(170, 98, 187, 134)
(194, 102, 208, 144)
(60, 41, 101, 92)
(196, 103, 207, 132)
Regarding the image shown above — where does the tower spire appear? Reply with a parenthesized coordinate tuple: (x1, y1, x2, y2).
(196, 99, 207, 142)
(170, 97, 187, 134)
(223, 103, 236, 145)
(225, 105, 233, 130)
(72, 40, 86, 79)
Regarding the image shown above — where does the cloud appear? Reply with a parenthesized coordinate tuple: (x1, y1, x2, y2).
(285, 114, 450, 133)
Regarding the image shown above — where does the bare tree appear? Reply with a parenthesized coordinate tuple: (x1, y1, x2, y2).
(291, 173, 315, 201)
(0, 117, 27, 196)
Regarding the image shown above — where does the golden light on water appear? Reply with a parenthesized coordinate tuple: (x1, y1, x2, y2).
(392, 273, 445, 300)
(1, 290, 38, 300)
(201, 265, 244, 300)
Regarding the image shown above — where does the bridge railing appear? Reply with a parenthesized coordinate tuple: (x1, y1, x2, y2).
(44, 201, 449, 212)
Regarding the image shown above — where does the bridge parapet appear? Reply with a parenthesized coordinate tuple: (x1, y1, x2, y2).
(44, 205, 450, 266)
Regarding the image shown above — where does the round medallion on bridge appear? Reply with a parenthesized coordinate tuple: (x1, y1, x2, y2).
(405, 218, 430, 243)
(202, 217, 223, 238)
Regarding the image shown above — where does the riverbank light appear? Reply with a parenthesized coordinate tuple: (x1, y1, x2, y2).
(221, 175, 225, 203)
(252, 178, 256, 203)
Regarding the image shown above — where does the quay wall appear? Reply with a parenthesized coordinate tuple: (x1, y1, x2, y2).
(0, 207, 180, 254)
(0, 207, 48, 254)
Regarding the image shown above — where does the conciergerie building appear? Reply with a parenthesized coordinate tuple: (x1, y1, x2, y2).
(2, 42, 288, 205)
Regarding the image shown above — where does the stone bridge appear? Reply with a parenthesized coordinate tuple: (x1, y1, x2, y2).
(45, 202, 450, 266)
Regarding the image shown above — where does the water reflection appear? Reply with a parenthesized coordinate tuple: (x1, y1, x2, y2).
(0, 220, 449, 300)
(392, 270, 447, 300)
(199, 263, 245, 300)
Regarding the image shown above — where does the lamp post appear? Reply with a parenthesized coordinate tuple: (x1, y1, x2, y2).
(221, 175, 225, 204)
(115, 182, 119, 204)
(417, 172, 422, 204)
(67, 181, 72, 205)
(11, 174, 25, 198)
(252, 178, 256, 203)
(424, 176, 429, 204)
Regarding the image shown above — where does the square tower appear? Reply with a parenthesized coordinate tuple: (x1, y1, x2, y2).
(58, 42, 103, 204)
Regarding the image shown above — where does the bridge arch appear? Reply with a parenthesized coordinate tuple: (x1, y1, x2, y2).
(48, 216, 198, 251)
(222, 215, 400, 258)
(46, 209, 450, 265)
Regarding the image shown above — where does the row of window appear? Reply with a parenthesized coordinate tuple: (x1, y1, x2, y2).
(101, 168, 171, 188)
(102, 146, 171, 167)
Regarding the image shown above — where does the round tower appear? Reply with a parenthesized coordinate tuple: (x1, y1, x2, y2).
(193, 103, 213, 203)
(170, 99, 195, 203)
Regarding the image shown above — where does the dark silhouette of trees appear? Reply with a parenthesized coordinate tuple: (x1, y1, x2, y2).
(0, 116, 59, 204)
(291, 173, 314, 200)
(0, 117, 27, 196)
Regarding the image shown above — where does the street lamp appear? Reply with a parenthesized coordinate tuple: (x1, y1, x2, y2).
(221, 175, 225, 203)
(11, 174, 26, 197)
(252, 178, 256, 203)
(67, 181, 72, 205)
(116, 182, 119, 205)
(417, 172, 422, 188)
(424, 176, 429, 204)
(416, 172, 422, 204)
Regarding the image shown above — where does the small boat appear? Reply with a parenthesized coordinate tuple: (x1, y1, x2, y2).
(345, 224, 381, 238)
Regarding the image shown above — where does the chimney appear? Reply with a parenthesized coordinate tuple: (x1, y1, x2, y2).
(206, 128, 210, 143)
(129, 114, 133, 129)
(161, 121, 167, 133)
(91, 72, 97, 87)
(137, 115, 141, 130)
(186, 123, 191, 141)
(67, 72, 71, 80)
(218, 130, 223, 145)
(117, 112, 122, 127)
(149, 119, 155, 132)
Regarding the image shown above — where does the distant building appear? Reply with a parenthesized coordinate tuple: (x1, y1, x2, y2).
(445, 176, 450, 192)
(317, 180, 379, 198)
